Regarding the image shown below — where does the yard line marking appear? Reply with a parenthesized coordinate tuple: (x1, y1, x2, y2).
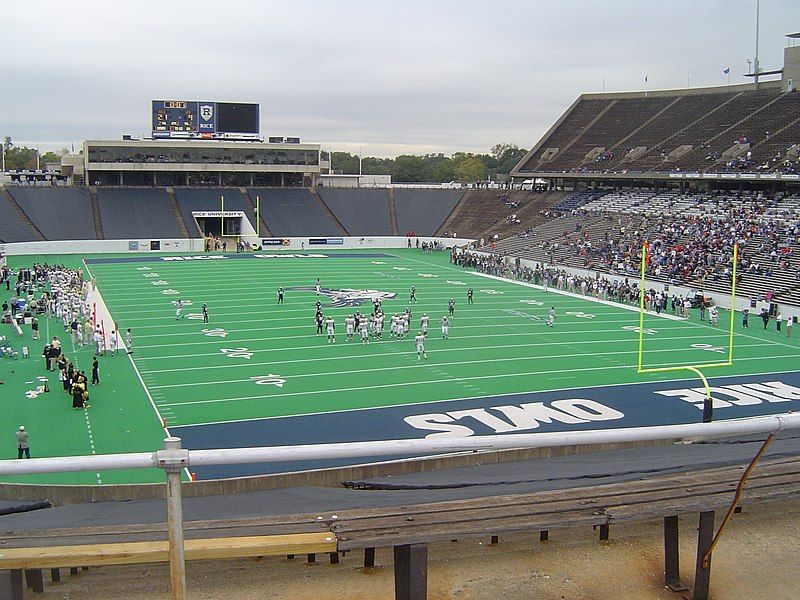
(157, 353, 798, 409)
(129, 327, 741, 360)
(135, 336, 765, 372)
(169, 367, 800, 428)
(146, 343, 768, 389)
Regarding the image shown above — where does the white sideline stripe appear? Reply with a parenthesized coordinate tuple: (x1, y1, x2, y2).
(170, 367, 800, 428)
(83, 261, 192, 481)
(148, 342, 770, 390)
(156, 353, 797, 409)
(138, 333, 737, 375)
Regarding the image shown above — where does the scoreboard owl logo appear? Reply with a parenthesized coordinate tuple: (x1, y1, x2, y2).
(199, 104, 214, 121)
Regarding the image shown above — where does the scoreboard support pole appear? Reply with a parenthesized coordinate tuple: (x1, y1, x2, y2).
(256, 196, 260, 237)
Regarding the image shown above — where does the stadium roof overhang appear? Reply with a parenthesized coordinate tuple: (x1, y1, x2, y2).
(511, 170, 800, 184)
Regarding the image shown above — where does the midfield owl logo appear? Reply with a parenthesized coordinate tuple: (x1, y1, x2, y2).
(288, 286, 397, 307)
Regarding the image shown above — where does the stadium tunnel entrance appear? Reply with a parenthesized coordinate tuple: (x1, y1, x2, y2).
(192, 211, 246, 237)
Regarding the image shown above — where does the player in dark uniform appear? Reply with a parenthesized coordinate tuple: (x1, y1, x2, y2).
(277, 288, 284, 305)
(315, 311, 324, 336)
(448, 298, 455, 316)
(467, 288, 474, 304)
(202, 303, 209, 323)
(410, 286, 417, 303)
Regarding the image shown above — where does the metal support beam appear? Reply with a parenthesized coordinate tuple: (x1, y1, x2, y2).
(158, 437, 189, 600)
(0, 570, 24, 600)
(24, 569, 43, 593)
(364, 547, 376, 568)
(394, 544, 428, 600)
(693, 511, 715, 600)
(664, 516, 688, 592)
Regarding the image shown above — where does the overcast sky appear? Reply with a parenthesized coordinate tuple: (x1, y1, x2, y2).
(0, 0, 797, 157)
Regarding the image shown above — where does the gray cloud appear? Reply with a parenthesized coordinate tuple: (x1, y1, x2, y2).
(1, 0, 796, 156)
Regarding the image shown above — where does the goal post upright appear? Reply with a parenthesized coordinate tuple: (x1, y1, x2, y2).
(635, 242, 739, 421)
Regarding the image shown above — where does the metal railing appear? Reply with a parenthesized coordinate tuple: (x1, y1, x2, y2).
(2, 412, 799, 600)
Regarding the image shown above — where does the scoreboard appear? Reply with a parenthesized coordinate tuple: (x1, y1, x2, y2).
(151, 100, 260, 140)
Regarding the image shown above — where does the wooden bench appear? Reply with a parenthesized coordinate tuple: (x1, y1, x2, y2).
(0, 532, 336, 599)
(2, 456, 798, 600)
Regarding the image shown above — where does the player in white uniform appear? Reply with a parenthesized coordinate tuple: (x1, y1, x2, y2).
(315, 278, 321, 295)
(440, 316, 450, 339)
(345, 315, 355, 341)
(125, 328, 133, 354)
(415, 332, 427, 360)
(420, 313, 429, 335)
(709, 306, 718, 326)
(390, 314, 399, 338)
(374, 313, 384, 340)
(547, 307, 555, 327)
(359, 319, 370, 344)
(325, 316, 336, 343)
(401, 314, 410, 339)
(175, 300, 184, 320)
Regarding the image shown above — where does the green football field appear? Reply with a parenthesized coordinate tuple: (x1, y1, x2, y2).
(2, 248, 798, 485)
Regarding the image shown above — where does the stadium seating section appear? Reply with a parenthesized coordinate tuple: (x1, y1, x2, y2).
(516, 84, 800, 175)
(97, 188, 185, 239)
(393, 189, 463, 236)
(492, 188, 800, 306)
(249, 188, 342, 237)
(7, 188, 96, 240)
(317, 188, 392, 235)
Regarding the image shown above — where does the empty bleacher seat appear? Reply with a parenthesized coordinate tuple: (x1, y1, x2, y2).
(393, 190, 463, 236)
(317, 189, 392, 235)
(97, 189, 185, 239)
(8, 188, 96, 240)
(249, 188, 341, 237)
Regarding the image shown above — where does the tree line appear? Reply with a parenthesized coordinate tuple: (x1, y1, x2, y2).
(322, 143, 528, 182)
(2, 137, 66, 170)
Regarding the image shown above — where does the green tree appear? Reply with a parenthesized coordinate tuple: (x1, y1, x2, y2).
(392, 155, 426, 182)
(455, 156, 487, 182)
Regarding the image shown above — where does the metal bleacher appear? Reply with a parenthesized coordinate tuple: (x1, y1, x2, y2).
(249, 188, 342, 237)
(317, 188, 392, 235)
(97, 188, 185, 239)
(393, 189, 463, 236)
(7, 188, 96, 241)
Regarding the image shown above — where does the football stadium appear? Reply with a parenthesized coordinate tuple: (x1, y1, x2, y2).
(1, 4, 800, 599)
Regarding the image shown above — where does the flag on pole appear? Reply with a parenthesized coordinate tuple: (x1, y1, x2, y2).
(723, 68, 730, 75)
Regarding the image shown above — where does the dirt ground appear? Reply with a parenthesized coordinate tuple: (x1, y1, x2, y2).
(23, 498, 800, 600)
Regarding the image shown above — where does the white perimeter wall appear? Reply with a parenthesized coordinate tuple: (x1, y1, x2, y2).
(0, 236, 474, 256)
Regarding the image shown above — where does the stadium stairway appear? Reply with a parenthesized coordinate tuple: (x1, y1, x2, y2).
(0, 187, 46, 241)
(239, 187, 273, 237)
(165, 187, 194, 238)
(87, 186, 105, 240)
(387, 188, 399, 236)
(309, 187, 349, 236)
